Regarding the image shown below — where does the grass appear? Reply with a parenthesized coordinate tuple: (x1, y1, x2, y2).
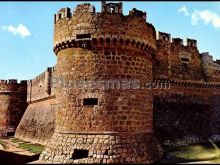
(11, 138, 44, 154)
(11, 138, 25, 143)
(0, 140, 8, 149)
(18, 143, 44, 154)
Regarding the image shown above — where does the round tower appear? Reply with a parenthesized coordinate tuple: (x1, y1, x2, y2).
(40, 2, 162, 164)
(0, 80, 27, 136)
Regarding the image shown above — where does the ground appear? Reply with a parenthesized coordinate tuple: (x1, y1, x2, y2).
(0, 137, 44, 164)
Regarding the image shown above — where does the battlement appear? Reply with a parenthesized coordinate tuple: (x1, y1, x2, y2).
(187, 38, 197, 47)
(54, 7, 71, 23)
(54, 3, 96, 23)
(0, 79, 27, 95)
(129, 8, 147, 20)
(172, 38, 183, 45)
(74, 3, 96, 14)
(101, 1, 122, 14)
(157, 31, 171, 43)
(0, 79, 27, 85)
(53, 2, 156, 55)
(156, 31, 198, 49)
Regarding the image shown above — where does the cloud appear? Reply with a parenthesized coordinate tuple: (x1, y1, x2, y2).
(178, 6, 189, 16)
(191, 9, 220, 28)
(1, 24, 31, 38)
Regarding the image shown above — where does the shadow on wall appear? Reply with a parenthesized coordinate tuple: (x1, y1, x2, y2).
(5, 83, 28, 136)
(153, 94, 212, 147)
(15, 99, 56, 145)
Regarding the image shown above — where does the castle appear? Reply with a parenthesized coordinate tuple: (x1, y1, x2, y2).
(1, 2, 220, 164)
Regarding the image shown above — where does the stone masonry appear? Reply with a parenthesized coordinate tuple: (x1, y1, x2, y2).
(1, 1, 220, 164)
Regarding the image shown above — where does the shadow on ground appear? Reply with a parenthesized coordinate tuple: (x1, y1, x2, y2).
(0, 150, 39, 164)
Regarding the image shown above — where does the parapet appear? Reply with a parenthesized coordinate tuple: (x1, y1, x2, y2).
(54, 7, 71, 23)
(187, 38, 197, 48)
(157, 31, 171, 43)
(74, 3, 95, 15)
(54, 4, 96, 24)
(172, 38, 183, 45)
(101, 1, 122, 14)
(0, 79, 27, 94)
(53, 2, 157, 54)
(129, 8, 147, 20)
(0, 79, 27, 85)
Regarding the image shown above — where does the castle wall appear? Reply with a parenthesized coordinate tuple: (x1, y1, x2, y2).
(154, 32, 204, 81)
(15, 66, 57, 144)
(153, 79, 220, 147)
(15, 98, 56, 145)
(5, 1, 220, 164)
(0, 80, 27, 136)
(27, 66, 56, 103)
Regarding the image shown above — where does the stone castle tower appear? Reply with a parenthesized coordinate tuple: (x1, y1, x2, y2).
(0, 80, 27, 136)
(2, 1, 220, 164)
(40, 2, 162, 164)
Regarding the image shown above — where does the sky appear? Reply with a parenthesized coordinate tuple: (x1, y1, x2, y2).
(0, 1, 220, 81)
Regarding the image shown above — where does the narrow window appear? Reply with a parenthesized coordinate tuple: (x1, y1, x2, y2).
(76, 34, 91, 39)
(83, 98, 98, 106)
(181, 58, 189, 63)
(71, 149, 89, 160)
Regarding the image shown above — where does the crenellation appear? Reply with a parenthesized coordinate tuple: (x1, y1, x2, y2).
(101, 1, 122, 14)
(0, 2, 220, 164)
(172, 38, 183, 45)
(55, 7, 71, 23)
(74, 3, 95, 15)
(8, 79, 17, 84)
(157, 31, 171, 43)
(0, 80, 8, 84)
(129, 8, 147, 20)
(186, 38, 197, 48)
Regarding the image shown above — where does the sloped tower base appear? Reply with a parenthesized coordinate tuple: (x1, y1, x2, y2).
(40, 132, 162, 164)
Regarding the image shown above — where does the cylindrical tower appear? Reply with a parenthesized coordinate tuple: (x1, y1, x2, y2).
(40, 2, 162, 164)
(0, 80, 27, 136)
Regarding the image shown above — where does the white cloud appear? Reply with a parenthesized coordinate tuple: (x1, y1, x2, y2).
(1, 24, 31, 38)
(178, 6, 189, 16)
(191, 9, 220, 28)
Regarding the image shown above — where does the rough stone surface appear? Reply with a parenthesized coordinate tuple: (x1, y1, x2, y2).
(1, 1, 220, 164)
(15, 98, 56, 145)
(40, 2, 162, 164)
(0, 80, 27, 136)
(153, 83, 220, 147)
(40, 132, 162, 164)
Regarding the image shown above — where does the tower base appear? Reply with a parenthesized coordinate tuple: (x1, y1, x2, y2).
(40, 132, 163, 164)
